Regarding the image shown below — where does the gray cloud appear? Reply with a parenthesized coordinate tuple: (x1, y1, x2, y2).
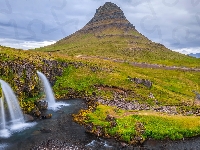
(0, 0, 199, 54)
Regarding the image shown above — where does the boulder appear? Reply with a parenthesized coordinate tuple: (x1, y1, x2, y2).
(133, 77, 143, 84)
(105, 114, 115, 122)
(142, 79, 152, 88)
(128, 76, 152, 88)
(24, 114, 34, 122)
(85, 123, 94, 133)
(196, 93, 200, 100)
(35, 100, 48, 110)
(40, 114, 52, 119)
(31, 107, 41, 117)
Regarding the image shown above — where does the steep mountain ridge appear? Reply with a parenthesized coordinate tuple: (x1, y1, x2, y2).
(81, 2, 135, 33)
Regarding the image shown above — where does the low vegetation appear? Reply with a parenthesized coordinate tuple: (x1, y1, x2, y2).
(54, 58, 199, 106)
(1, 45, 200, 144)
(74, 104, 200, 144)
(1, 1, 200, 145)
(34, 28, 200, 68)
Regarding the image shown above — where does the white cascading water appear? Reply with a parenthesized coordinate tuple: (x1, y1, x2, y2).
(0, 80, 24, 125)
(37, 71, 56, 107)
(0, 97, 6, 130)
(37, 71, 69, 110)
(0, 96, 10, 138)
(0, 79, 36, 138)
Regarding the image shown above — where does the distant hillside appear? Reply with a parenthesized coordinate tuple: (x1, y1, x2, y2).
(189, 53, 200, 58)
(34, 2, 200, 67)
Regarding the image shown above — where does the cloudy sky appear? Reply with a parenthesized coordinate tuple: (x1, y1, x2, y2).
(0, 0, 200, 54)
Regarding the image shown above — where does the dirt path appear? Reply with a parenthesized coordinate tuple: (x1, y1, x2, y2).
(77, 55, 200, 72)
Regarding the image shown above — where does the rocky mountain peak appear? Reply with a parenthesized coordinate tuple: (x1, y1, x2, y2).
(93, 2, 125, 21)
(81, 2, 135, 33)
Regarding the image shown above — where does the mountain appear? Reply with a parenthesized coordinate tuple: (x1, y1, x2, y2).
(1, 2, 200, 144)
(34, 2, 200, 67)
(189, 53, 200, 58)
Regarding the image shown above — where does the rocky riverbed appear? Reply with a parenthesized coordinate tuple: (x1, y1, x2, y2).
(97, 97, 200, 116)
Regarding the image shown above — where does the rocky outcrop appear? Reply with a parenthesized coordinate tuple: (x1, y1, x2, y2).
(24, 114, 34, 122)
(31, 107, 42, 117)
(0, 59, 68, 99)
(193, 91, 200, 100)
(98, 98, 151, 111)
(31, 100, 52, 119)
(0, 53, 85, 113)
(0, 56, 84, 99)
(105, 114, 117, 128)
(128, 76, 153, 89)
(35, 100, 48, 110)
(192, 90, 200, 106)
(81, 2, 135, 33)
(97, 97, 200, 116)
(131, 122, 145, 144)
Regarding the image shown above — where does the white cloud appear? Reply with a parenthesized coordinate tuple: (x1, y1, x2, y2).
(0, 38, 56, 50)
(173, 47, 200, 54)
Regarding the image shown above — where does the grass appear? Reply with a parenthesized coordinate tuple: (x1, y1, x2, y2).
(1, 44, 200, 143)
(1, 6, 200, 143)
(79, 104, 200, 143)
(53, 58, 199, 106)
(34, 27, 200, 68)
(0, 45, 199, 107)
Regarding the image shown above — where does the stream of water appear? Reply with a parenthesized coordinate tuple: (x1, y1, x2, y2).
(1, 99, 200, 150)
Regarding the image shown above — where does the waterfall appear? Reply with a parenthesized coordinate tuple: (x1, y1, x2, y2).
(0, 80, 25, 125)
(37, 71, 69, 110)
(0, 97, 6, 130)
(0, 79, 35, 138)
(37, 71, 56, 107)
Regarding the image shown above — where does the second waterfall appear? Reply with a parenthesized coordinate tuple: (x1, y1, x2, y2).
(37, 71, 69, 110)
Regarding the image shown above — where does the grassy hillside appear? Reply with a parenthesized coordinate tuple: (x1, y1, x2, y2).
(1, 44, 200, 143)
(34, 27, 200, 68)
(53, 57, 199, 106)
(1, 45, 199, 107)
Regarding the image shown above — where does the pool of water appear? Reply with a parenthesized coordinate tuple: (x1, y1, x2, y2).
(1, 99, 200, 150)
(0, 99, 122, 150)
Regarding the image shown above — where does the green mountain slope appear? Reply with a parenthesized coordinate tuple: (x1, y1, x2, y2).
(34, 2, 200, 67)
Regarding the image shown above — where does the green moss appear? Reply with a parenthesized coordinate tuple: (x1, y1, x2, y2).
(52, 59, 199, 106)
(53, 66, 103, 98)
(83, 105, 200, 143)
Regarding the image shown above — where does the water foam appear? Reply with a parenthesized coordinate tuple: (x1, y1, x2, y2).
(0, 129, 10, 138)
(48, 102, 70, 111)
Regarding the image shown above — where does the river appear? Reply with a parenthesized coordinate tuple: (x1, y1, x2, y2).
(1, 99, 200, 150)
